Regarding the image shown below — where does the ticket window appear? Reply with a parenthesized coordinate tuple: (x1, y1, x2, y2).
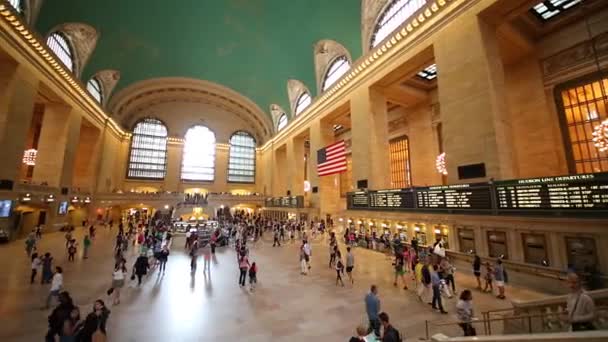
(523, 233, 548, 266)
(397, 227, 407, 241)
(487, 231, 508, 259)
(434, 226, 449, 249)
(458, 228, 476, 253)
(414, 227, 427, 246)
(566, 237, 598, 272)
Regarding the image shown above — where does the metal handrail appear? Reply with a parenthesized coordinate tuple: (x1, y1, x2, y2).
(424, 306, 608, 340)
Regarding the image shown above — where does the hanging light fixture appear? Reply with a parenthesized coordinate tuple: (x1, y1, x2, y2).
(22, 148, 37, 166)
(435, 152, 447, 175)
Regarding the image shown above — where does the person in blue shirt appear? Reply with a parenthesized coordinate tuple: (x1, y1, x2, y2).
(365, 285, 381, 336)
(431, 264, 448, 314)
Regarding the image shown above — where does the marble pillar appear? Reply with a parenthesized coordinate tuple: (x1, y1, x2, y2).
(309, 120, 340, 217)
(286, 136, 305, 196)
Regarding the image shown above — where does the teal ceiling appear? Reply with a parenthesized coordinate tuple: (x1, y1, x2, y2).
(36, 0, 362, 118)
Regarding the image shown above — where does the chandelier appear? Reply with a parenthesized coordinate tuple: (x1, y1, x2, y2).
(435, 152, 447, 175)
(592, 119, 608, 152)
(22, 148, 37, 166)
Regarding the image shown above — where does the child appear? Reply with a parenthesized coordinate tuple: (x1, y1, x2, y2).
(249, 262, 257, 291)
(483, 261, 494, 293)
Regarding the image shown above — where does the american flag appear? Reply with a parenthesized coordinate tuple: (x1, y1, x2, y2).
(317, 140, 347, 176)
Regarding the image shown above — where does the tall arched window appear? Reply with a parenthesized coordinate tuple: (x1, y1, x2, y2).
(181, 125, 216, 181)
(277, 113, 288, 131)
(46, 32, 74, 72)
(294, 92, 312, 116)
(127, 118, 168, 179)
(371, 0, 427, 48)
(228, 131, 256, 183)
(86, 78, 103, 103)
(322, 56, 350, 91)
(8, 0, 24, 13)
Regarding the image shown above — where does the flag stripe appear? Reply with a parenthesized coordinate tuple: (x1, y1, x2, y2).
(317, 139, 347, 177)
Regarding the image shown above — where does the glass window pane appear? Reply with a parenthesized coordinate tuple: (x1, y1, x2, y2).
(46, 32, 74, 72)
(371, 0, 428, 48)
(127, 118, 168, 179)
(181, 125, 216, 181)
(277, 114, 288, 131)
(322, 56, 350, 91)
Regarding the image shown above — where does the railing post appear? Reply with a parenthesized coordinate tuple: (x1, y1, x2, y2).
(528, 315, 533, 334)
(425, 320, 430, 341)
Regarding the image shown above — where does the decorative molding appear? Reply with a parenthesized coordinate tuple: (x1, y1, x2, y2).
(92, 69, 120, 107)
(46, 22, 99, 78)
(361, 0, 390, 55)
(286, 79, 311, 116)
(109, 77, 273, 143)
(388, 116, 408, 133)
(541, 31, 608, 85)
(314, 39, 353, 94)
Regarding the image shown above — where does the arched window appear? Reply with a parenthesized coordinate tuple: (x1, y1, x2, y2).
(294, 92, 312, 116)
(86, 78, 103, 103)
(228, 131, 256, 183)
(181, 125, 216, 181)
(277, 113, 288, 131)
(46, 32, 74, 72)
(322, 56, 350, 91)
(371, 0, 427, 48)
(127, 118, 168, 179)
(8, 0, 24, 13)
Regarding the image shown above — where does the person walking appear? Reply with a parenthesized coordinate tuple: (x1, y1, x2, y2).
(273, 228, 281, 247)
(329, 239, 337, 268)
(41, 252, 54, 284)
(25, 233, 36, 257)
(31, 252, 41, 284)
(158, 246, 169, 273)
(238, 254, 250, 287)
(299, 244, 308, 275)
(430, 264, 448, 314)
(346, 246, 355, 284)
(365, 285, 381, 337)
(83, 235, 91, 259)
(418, 259, 431, 302)
(202, 245, 211, 273)
(59, 307, 83, 342)
(483, 261, 494, 294)
(67, 240, 77, 262)
(335, 251, 345, 287)
(494, 259, 506, 299)
(45, 291, 75, 342)
(133, 253, 149, 286)
(303, 240, 312, 271)
(566, 272, 596, 331)
(393, 255, 408, 290)
(111, 262, 127, 305)
(441, 257, 456, 293)
(79, 300, 110, 342)
(473, 255, 482, 290)
(249, 261, 258, 292)
(46, 267, 64, 309)
(456, 289, 476, 336)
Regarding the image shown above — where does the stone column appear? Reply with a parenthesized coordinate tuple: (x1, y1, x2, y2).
(349, 86, 390, 189)
(0, 61, 38, 184)
(164, 142, 182, 192)
(273, 146, 287, 196)
(286, 136, 305, 196)
(434, 15, 515, 182)
(309, 119, 340, 217)
(72, 124, 102, 192)
(32, 104, 81, 188)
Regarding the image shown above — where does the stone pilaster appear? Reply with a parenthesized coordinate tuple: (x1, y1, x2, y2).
(0, 61, 38, 184)
(435, 15, 515, 182)
(286, 136, 305, 196)
(349, 87, 390, 189)
(309, 120, 340, 217)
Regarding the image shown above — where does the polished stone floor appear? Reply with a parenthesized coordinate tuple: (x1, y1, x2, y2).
(0, 226, 549, 341)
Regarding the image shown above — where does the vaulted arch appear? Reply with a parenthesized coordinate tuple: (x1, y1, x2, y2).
(45, 22, 99, 77)
(89, 69, 121, 107)
(313, 40, 352, 94)
(270, 104, 288, 133)
(287, 79, 312, 117)
(7, 0, 44, 26)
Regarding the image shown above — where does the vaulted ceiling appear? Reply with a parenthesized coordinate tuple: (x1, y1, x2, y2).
(36, 0, 362, 118)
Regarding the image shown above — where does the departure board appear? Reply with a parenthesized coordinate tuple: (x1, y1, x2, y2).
(495, 173, 608, 211)
(416, 183, 492, 210)
(265, 196, 304, 208)
(368, 189, 415, 209)
(349, 192, 370, 208)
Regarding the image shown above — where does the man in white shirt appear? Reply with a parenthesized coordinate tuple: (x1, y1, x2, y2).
(303, 241, 312, 270)
(45, 267, 63, 309)
(566, 272, 596, 331)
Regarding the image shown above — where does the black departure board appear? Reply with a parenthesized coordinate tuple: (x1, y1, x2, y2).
(349, 192, 370, 208)
(368, 189, 415, 209)
(495, 173, 608, 211)
(415, 183, 492, 210)
(265, 196, 304, 208)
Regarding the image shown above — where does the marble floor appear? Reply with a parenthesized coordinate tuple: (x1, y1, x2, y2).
(0, 226, 550, 341)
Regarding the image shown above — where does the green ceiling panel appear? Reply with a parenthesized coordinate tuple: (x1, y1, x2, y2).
(36, 0, 362, 118)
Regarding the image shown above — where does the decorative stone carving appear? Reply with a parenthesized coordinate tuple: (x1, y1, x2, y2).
(286, 79, 312, 116)
(361, 0, 390, 54)
(314, 39, 353, 94)
(23, 0, 44, 26)
(47, 22, 99, 77)
(541, 32, 608, 82)
(388, 117, 408, 133)
(92, 69, 120, 107)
